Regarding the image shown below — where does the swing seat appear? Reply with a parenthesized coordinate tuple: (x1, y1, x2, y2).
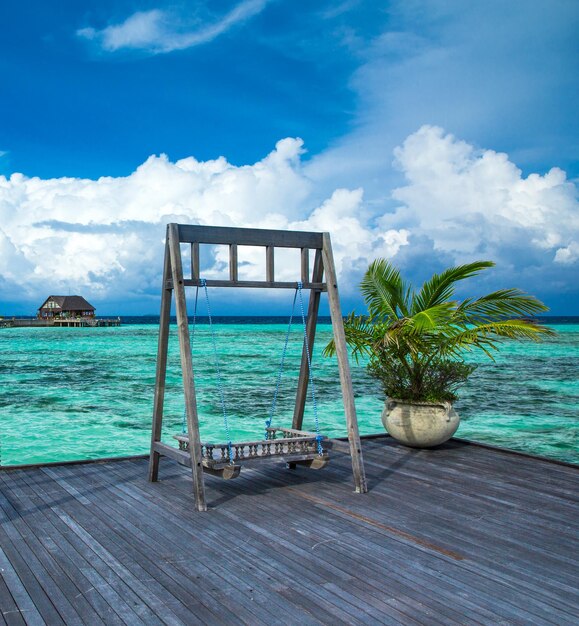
(173, 427, 331, 479)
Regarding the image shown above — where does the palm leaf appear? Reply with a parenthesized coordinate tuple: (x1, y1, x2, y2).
(360, 259, 409, 321)
(412, 261, 494, 314)
(457, 289, 550, 324)
(324, 313, 377, 363)
(436, 320, 554, 359)
(409, 302, 457, 332)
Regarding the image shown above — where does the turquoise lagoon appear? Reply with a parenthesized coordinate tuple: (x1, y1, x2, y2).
(0, 320, 577, 466)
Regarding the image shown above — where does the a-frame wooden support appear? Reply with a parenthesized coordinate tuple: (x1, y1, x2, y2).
(148, 223, 368, 511)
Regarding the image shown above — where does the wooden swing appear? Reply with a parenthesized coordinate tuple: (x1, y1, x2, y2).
(172, 276, 332, 480)
(173, 428, 332, 481)
(148, 224, 367, 511)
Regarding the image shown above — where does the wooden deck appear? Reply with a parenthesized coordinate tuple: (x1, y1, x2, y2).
(0, 437, 577, 625)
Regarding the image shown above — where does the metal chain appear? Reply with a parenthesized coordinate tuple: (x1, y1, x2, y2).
(297, 281, 323, 455)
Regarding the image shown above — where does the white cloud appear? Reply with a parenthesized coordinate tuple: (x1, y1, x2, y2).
(554, 242, 579, 265)
(1, 128, 576, 313)
(0, 138, 407, 310)
(77, 1, 271, 54)
(387, 126, 579, 268)
(305, 0, 578, 207)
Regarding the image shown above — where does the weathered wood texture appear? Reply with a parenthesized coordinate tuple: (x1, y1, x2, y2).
(322, 232, 367, 494)
(176, 224, 323, 248)
(148, 240, 172, 484)
(167, 223, 207, 511)
(150, 224, 366, 508)
(293, 249, 323, 431)
(1, 438, 577, 625)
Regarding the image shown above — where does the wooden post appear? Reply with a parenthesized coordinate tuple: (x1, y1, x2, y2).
(321, 233, 367, 494)
(266, 246, 274, 283)
(148, 234, 172, 483)
(229, 244, 238, 282)
(301, 248, 309, 286)
(191, 242, 200, 280)
(292, 249, 323, 431)
(168, 224, 207, 511)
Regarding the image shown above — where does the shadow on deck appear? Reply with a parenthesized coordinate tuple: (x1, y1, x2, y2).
(0, 437, 577, 625)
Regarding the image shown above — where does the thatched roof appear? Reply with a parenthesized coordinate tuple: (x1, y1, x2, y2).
(38, 295, 96, 311)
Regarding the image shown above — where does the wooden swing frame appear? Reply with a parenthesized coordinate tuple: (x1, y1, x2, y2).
(148, 223, 368, 511)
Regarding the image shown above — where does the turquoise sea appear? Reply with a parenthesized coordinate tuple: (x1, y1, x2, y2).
(0, 318, 577, 466)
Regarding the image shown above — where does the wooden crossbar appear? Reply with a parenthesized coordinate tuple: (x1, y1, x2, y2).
(170, 279, 326, 290)
(176, 224, 323, 248)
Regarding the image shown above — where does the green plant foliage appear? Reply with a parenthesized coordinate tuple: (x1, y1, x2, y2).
(368, 358, 477, 402)
(325, 260, 554, 402)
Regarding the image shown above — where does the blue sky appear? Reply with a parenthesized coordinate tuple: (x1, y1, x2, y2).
(0, 0, 578, 315)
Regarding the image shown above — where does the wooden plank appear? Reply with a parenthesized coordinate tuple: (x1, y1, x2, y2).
(108, 451, 579, 623)
(232, 457, 578, 625)
(0, 473, 123, 625)
(322, 232, 367, 494)
(229, 243, 238, 282)
(181, 278, 326, 290)
(111, 473, 366, 624)
(45, 467, 223, 624)
(176, 223, 323, 249)
(304, 446, 579, 621)
(86, 460, 324, 624)
(152, 442, 192, 467)
(0, 571, 25, 626)
(191, 242, 199, 280)
(8, 470, 150, 626)
(266, 245, 275, 282)
(134, 454, 577, 623)
(301, 247, 310, 284)
(51, 511, 171, 625)
(148, 234, 172, 483)
(60, 465, 306, 625)
(167, 223, 207, 511)
(0, 545, 47, 626)
(216, 470, 497, 624)
(0, 475, 106, 625)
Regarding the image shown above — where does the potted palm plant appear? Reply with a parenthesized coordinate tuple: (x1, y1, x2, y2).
(325, 259, 553, 448)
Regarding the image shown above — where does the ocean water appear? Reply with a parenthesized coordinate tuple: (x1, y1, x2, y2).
(0, 318, 577, 466)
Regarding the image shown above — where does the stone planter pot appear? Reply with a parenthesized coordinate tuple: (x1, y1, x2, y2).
(381, 398, 460, 448)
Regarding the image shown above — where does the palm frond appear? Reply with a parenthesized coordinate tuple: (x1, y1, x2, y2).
(409, 302, 457, 332)
(457, 289, 550, 324)
(361, 259, 409, 321)
(436, 319, 555, 359)
(412, 261, 494, 314)
(323, 312, 377, 363)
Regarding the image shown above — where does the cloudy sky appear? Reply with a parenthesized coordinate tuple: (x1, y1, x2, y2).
(0, 0, 577, 315)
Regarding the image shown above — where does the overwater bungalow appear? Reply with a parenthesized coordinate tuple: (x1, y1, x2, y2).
(37, 295, 96, 320)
